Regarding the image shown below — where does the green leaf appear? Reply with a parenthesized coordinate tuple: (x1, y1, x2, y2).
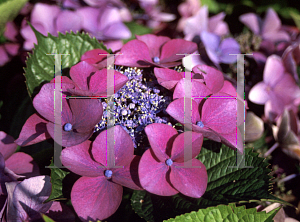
(41, 214, 56, 222)
(163, 203, 281, 222)
(44, 158, 69, 203)
(123, 22, 152, 43)
(291, 11, 300, 31)
(24, 25, 112, 97)
(0, 0, 28, 34)
(131, 142, 286, 221)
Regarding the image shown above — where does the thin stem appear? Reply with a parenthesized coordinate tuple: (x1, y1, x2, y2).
(264, 142, 279, 158)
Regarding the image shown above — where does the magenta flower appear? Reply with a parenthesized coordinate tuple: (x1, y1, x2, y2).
(166, 93, 243, 153)
(80, 49, 109, 68)
(16, 79, 103, 147)
(138, 123, 207, 197)
(184, 6, 229, 41)
(239, 8, 290, 42)
(153, 67, 185, 90)
(249, 55, 300, 121)
(60, 125, 141, 221)
(115, 34, 197, 68)
(21, 3, 82, 50)
(67, 60, 128, 96)
(200, 31, 240, 65)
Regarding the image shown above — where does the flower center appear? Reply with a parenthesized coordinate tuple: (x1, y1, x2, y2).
(104, 170, 113, 178)
(152, 57, 160, 63)
(165, 158, 173, 166)
(95, 67, 172, 149)
(196, 121, 204, 128)
(63, 123, 73, 131)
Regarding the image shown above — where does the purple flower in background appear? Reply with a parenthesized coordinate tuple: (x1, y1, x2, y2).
(115, 34, 197, 67)
(5, 175, 75, 221)
(21, 3, 82, 50)
(249, 55, 300, 121)
(200, 31, 240, 65)
(77, 6, 131, 41)
(138, 0, 176, 29)
(0, 22, 20, 66)
(60, 125, 141, 221)
(184, 6, 229, 41)
(15, 78, 103, 147)
(138, 123, 207, 197)
(239, 8, 290, 42)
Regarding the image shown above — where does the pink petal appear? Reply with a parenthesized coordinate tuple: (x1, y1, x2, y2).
(103, 40, 123, 52)
(144, 123, 178, 161)
(89, 69, 128, 96)
(173, 79, 211, 101)
(69, 98, 103, 131)
(112, 156, 142, 190)
(273, 73, 300, 105)
(102, 22, 131, 40)
(60, 140, 103, 177)
(115, 40, 152, 67)
(0, 46, 9, 66)
(154, 67, 184, 90)
(192, 65, 224, 93)
(0, 132, 17, 160)
(248, 82, 270, 105)
(262, 8, 281, 36)
(98, 6, 122, 30)
(46, 122, 93, 147)
(136, 34, 170, 59)
(239, 13, 260, 34)
(4, 43, 19, 57)
(201, 93, 237, 134)
(160, 39, 197, 64)
(55, 10, 82, 33)
(81, 49, 108, 66)
(15, 114, 51, 146)
(170, 159, 207, 198)
(166, 98, 200, 125)
(171, 131, 203, 162)
(69, 61, 98, 91)
(263, 55, 285, 87)
(5, 152, 39, 177)
(138, 149, 178, 196)
(192, 124, 222, 142)
(219, 80, 237, 97)
(263, 31, 290, 42)
(92, 125, 134, 167)
(33, 82, 74, 123)
(71, 176, 122, 221)
(219, 128, 243, 153)
(209, 12, 229, 35)
(4, 22, 18, 42)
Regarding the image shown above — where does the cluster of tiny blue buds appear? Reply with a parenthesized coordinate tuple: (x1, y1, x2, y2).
(95, 66, 172, 148)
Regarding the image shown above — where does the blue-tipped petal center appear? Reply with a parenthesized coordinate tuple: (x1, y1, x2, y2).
(196, 121, 204, 128)
(63, 123, 73, 131)
(104, 170, 113, 178)
(165, 158, 173, 166)
(153, 57, 160, 63)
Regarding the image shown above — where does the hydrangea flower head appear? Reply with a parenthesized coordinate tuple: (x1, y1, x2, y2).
(138, 123, 207, 197)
